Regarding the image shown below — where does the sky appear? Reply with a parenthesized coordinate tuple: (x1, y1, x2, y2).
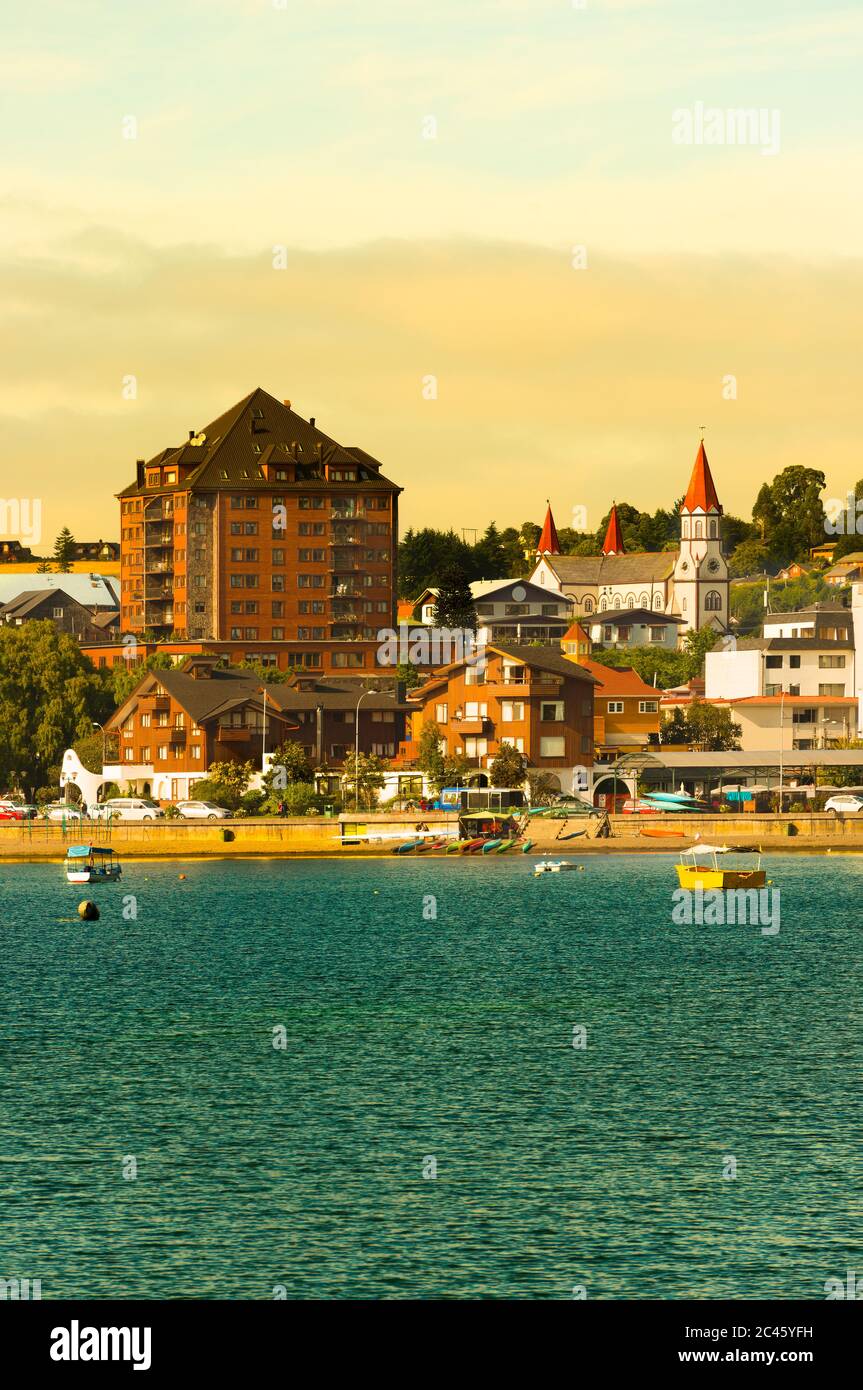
(1, 0, 861, 546)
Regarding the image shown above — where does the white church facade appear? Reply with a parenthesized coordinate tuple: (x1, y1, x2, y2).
(529, 442, 729, 635)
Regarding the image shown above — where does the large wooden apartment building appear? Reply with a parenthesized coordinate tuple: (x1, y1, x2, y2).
(117, 388, 401, 675)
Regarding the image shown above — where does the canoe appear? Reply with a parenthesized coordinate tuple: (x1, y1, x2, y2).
(416, 838, 446, 853)
(558, 829, 586, 840)
(494, 839, 516, 853)
(481, 839, 502, 854)
(445, 840, 462, 853)
(394, 838, 425, 854)
(641, 827, 685, 839)
(460, 837, 484, 854)
(521, 839, 533, 853)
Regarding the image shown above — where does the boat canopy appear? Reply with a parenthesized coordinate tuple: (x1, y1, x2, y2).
(683, 844, 730, 856)
(65, 845, 115, 857)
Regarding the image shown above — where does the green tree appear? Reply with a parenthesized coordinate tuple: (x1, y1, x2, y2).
(0, 622, 108, 792)
(396, 661, 423, 691)
(753, 466, 827, 563)
(262, 739, 314, 795)
(397, 528, 474, 598)
(73, 728, 119, 773)
(108, 650, 176, 706)
(489, 743, 528, 787)
(417, 719, 446, 788)
(191, 760, 255, 811)
(728, 538, 770, 578)
(661, 699, 742, 752)
(342, 751, 388, 810)
(682, 624, 720, 677)
(432, 566, 477, 631)
(528, 771, 560, 805)
(53, 527, 76, 572)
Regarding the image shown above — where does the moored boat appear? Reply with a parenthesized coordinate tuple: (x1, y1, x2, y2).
(65, 846, 121, 884)
(675, 845, 766, 890)
(533, 858, 579, 875)
(481, 838, 502, 854)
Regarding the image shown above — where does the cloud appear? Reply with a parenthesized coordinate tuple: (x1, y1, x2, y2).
(0, 229, 859, 541)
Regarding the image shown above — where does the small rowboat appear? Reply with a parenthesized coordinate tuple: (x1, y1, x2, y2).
(534, 858, 579, 875)
(393, 838, 425, 854)
(481, 838, 502, 854)
(641, 827, 685, 839)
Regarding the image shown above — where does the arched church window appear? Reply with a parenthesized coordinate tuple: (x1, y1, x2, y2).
(653, 594, 663, 609)
(682, 598, 687, 611)
(640, 592, 649, 607)
(613, 596, 621, 609)
(705, 590, 722, 611)
(584, 597, 594, 613)
(627, 594, 635, 608)
(682, 517, 689, 538)
(694, 520, 703, 538)
(600, 597, 607, 611)
(709, 520, 717, 538)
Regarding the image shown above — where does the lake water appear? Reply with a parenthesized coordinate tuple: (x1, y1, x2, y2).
(1, 854, 861, 1299)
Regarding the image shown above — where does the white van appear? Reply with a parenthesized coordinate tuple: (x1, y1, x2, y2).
(91, 798, 165, 822)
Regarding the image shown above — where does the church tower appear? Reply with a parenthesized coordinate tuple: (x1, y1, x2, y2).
(672, 441, 728, 631)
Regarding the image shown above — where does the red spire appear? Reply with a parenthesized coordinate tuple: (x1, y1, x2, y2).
(681, 441, 722, 513)
(537, 503, 560, 555)
(602, 504, 625, 556)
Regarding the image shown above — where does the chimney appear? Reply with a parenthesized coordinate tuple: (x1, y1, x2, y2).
(309, 417, 316, 428)
(189, 430, 195, 441)
(136, 459, 145, 486)
(283, 399, 291, 409)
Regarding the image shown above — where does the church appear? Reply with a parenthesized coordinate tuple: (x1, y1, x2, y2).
(529, 442, 729, 635)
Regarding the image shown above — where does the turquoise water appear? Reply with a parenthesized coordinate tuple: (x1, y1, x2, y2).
(1, 854, 861, 1300)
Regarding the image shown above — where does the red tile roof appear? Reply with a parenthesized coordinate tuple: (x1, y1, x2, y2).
(578, 659, 659, 698)
(681, 441, 722, 513)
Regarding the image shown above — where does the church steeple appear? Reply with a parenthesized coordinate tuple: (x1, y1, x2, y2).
(537, 502, 560, 555)
(681, 441, 722, 515)
(602, 504, 625, 556)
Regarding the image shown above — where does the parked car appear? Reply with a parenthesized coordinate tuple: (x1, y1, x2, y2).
(90, 797, 165, 822)
(42, 802, 87, 822)
(174, 800, 231, 820)
(0, 799, 31, 820)
(824, 794, 863, 815)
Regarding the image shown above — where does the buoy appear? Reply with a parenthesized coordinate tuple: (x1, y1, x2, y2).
(179, 874, 186, 880)
(78, 900, 100, 922)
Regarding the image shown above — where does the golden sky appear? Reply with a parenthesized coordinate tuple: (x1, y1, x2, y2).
(1, 0, 861, 543)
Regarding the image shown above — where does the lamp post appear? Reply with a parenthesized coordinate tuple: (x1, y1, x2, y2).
(778, 690, 785, 814)
(354, 689, 373, 811)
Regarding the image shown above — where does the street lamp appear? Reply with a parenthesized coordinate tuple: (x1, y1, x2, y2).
(354, 689, 373, 811)
(92, 720, 107, 767)
(777, 690, 785, 814)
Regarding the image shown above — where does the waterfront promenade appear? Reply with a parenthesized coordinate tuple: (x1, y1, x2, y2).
(4, 812, 863, 859)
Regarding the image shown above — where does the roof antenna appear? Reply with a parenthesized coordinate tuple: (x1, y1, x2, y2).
(699, 424, 706, 441)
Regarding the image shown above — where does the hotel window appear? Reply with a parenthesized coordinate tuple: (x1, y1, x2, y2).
(435, 703, 448, 724)
(765, 655, 782, 669)
(505, 603, 530, 616)
(166, 471, 177, 484)
(191, 746, 202, 760)
(464, 737, 488, 758)
(158, 746, 168, 760)
(372, 710, 395, 723)
(789, 654, 801, 669)
(298, 574, 324, 588)
(299, 522, 326, 536)
(272, 549, 285, 565)
(230, 627, 242, 639)
(639, 701, 658, 713)
(464, 665, 486, 685)
(540, 701, 564, 721)
(819, 684, 844, 697)
(272, 575, 285, 591)
(137, 747, 148, 762)
(272, 628, 284, 639)
(819, 654, 846, 668)
(792, 708, 817, 724)
(299, 497, 325, 510)
(541, 604, 560, 616)
(540, 737, 566, 758)
(607, 700, 624, 713)
(299, 549, 325, 562)
(331, 652, 364, 668)
(501, 701, 524, 722)
(272, 601, 284, 618)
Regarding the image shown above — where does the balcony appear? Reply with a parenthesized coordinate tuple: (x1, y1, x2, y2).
(169, 727, 187, 743)
(483, 676, 563, 695)
(450, 717, 489, 736)
(144, 557, 173, 573)
(142, 694, 170, 711)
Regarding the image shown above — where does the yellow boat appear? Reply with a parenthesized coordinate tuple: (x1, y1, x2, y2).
(675, 844, 766, 890)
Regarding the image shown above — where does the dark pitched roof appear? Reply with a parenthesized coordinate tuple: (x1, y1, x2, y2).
(117, 388, 401, 498)
(488, 643, 599, 684)
(0, 588, 83, 619)
(590, 607, 684, 625)
(538, 552, 676, 585)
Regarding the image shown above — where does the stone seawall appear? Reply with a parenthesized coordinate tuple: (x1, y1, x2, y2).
(3, 810, 863, 860)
